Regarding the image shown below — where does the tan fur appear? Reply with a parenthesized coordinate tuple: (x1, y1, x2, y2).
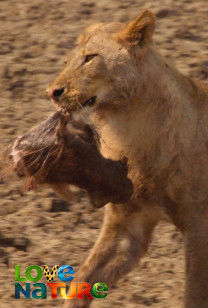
(47, 10, 208, 308)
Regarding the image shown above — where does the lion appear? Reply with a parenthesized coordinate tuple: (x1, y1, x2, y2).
(46, 10, 208, 308)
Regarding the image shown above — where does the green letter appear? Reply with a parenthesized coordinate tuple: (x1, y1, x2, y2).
(15, 265, 26, 282)
(91, 282, 108, 299)
(25, 265, 42, 282)
(32, 283, 47, 299)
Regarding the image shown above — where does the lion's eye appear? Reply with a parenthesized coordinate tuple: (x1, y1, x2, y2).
(85, 54, 98, 63)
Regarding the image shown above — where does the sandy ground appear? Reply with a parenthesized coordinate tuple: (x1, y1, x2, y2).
(0, 0, 208, 307)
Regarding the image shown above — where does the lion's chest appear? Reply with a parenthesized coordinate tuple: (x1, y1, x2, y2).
(94, 114, 139, 162)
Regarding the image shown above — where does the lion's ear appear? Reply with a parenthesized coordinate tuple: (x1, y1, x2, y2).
(116, 10, 155, 47)
(76, 23, 104, 45)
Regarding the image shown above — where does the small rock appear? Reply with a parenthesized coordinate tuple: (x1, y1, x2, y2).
(50, 198, 70, 212)
(156, 9, 177, 18)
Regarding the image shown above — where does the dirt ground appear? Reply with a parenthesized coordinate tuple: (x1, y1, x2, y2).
(0, 0, 208, 307)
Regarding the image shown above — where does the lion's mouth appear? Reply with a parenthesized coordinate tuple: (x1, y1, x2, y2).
(83, 96, 97, 107)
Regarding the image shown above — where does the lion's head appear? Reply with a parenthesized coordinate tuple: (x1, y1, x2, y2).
(47, 10, 155, 116)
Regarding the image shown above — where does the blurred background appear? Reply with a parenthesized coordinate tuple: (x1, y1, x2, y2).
(0, 0, 207, 307)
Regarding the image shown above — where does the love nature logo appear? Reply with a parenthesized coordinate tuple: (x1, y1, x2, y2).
(15, 265, 108, 300)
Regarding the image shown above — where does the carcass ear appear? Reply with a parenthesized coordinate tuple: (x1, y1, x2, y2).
(116, 10, 155, 47)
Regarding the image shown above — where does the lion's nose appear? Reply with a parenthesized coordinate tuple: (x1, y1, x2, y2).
(47, 87, 65, 100)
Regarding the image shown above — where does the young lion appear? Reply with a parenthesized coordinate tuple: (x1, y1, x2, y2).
(47, 10, 208, 308)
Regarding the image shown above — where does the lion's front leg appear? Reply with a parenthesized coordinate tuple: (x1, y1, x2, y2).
(184, 208, 208, 308)
(63, 202, 160, 308)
